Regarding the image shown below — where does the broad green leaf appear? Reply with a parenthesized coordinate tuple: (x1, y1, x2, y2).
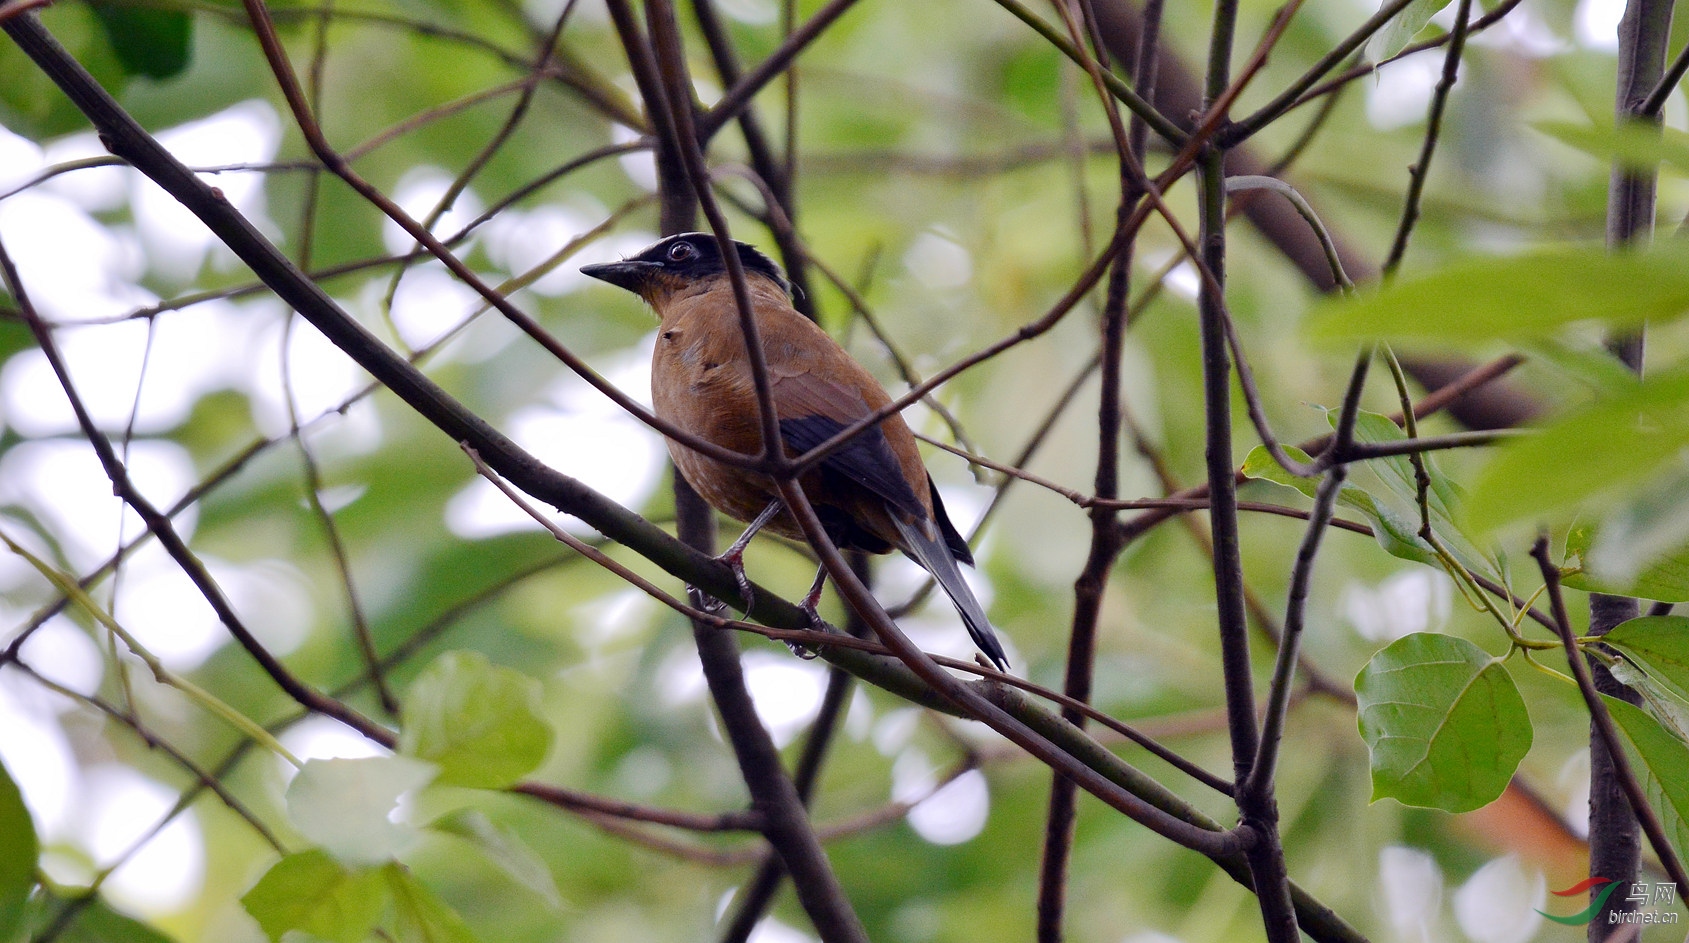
(87, 4, 191, 80)
(1468, 369, 1689, 533)
(1344, 411, 1499, 581)
(1608, 659, 1689, 743)
(1603, 695, 1689, 865)
(1565, 520, 1689, 602)
(0, 758, 37, 941)
(1604, 617, 1689, 703)
(1369, 0, 1453, 61)
(1536, 118, 1689, 175)
(1243, 444, 1438, 566)
(12, 889, 173, 943)
(1241, 444, 1320, 498)
(430, 809, 563, 907)
(1304, 243, 1689, 344)
(1243, 413, 1502, 581)
(241, 850, 389, 943)
(385, 863, 480, 943)
(53, 898, 175, 943)
(286, 757, 437, 866)
(1581, 463, 1689, 601)
(399, 651, 554, 789)
(1355, 632, 1532, 812)
(1335, 486, 1443, 566)
(1524, 340, 1647, 393)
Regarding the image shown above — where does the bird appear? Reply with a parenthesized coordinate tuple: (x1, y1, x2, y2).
(581, 232, 1009, 671)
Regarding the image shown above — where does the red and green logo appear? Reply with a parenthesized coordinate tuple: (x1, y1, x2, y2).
(1537, 877, 1622, 925)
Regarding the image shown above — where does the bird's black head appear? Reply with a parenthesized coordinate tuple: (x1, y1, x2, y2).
(581, 233, 789, 300)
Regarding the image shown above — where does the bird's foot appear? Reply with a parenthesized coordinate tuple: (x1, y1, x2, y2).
(716, 543, 756, 616)
(686, 584, 730, 615)
(683, 546, 757, 617)
(776, 564, 830, 662)
(781, 604, 827, 660)
(799, 567, 829, 633)
(783, 565, 828, 659)
(704, 500, 782, 617)
(784, 639, 821, 660)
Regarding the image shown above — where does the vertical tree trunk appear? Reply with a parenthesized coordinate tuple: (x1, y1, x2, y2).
(1590, 0, 1670, 936)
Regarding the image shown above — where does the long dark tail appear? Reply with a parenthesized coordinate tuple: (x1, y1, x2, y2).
(891, 516, 1009, 671)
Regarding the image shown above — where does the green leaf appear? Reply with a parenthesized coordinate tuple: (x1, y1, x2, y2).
(1241, 444, 1320, 498)
(399, 651, 554, 789)
(13, 889, 173, 943)
(1336, 486, 1444, 566)
(87, 4, 191, 80)
(286, 757, 437, 866)
(1345, 411, 1499, 581)
(1608, 659, 1689, 743)
(384, 863, 480, 943)
(1467, 369, 1689, 533)
(0, 757, 37, 941)
(1243, 412, 1501, 581)
(1243, 444, 1439, 566)
(52, 897, 175, 943)
(1602, 695, 1689, 866)
(1535, 118, 1689, 175)
(430, 809, 562, 908)
(1604, 617, 1689, 703)
(1369, 0, 1453, 61)
(1565, 519, 1689, 603)
(1355, 632, 1532, 812)
(1523, 340, 1646, 393)
(1578, 463, 1689, 601)
(1304, 243, 1689, 344)
(241, 849, 390, 943)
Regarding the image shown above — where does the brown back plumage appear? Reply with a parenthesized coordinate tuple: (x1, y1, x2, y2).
(582, 233, 1008, 669)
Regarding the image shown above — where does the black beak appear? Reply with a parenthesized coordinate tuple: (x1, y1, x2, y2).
(581, 259, 661, 293)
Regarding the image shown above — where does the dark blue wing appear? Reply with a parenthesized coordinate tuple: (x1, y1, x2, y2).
(779, 415, 927, 522)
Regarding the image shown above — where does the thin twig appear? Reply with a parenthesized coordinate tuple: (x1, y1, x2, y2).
(512, 782, 764, 832)
(377, 2, 580, 349)
(769, 477, 1253, 858)
(3, 660, 286, 850)
(915, 431, 1374, 536)
(1225, 176, 1354, 291)
(697, 0, 865, 142)
(0, 231, 392, 748)
(1037, 0, 1150, 925)
(1224, 0, 1423, 145)
(240, 0, 758, 469)
(1641, 38, 1689, 117)
(1200, 1, 1298, 938)
(1270, 0, 1526, 122)
(1383, 0, 1474, 274)
(1531, 539, 1689, 894)
(986, 0, 1185, 145)
(1116, 353, 1525, 546)
(1244, 350, 1368, 798)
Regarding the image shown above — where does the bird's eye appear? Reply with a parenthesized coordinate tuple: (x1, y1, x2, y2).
(667, 242, 696, 262)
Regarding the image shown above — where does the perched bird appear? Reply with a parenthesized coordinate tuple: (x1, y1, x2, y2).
(581, 232, 1009, 670)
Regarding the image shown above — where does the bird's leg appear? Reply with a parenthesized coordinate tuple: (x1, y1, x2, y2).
(799, 563, 829, 632)
(775, 562, 829, 661)
(692, 500, 783, 615)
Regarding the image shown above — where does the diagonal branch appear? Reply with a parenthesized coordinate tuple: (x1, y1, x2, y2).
(0, 234, 392, 747)
(238, 0, 759, 470)
(1530, 540, 1689, 894)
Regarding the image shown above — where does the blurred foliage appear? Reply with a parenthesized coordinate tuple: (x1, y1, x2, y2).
(2, 0, 1689, 941)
